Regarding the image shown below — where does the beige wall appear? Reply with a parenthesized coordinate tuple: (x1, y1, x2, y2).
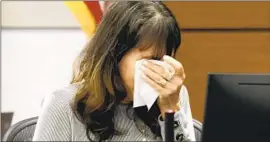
(2, 1, 80, 28)
(1, 1, 87, 124)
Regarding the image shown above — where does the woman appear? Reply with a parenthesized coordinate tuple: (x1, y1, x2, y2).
(33, 1, 196, 141)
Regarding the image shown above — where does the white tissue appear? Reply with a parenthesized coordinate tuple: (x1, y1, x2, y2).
(133, 59, 175, 110)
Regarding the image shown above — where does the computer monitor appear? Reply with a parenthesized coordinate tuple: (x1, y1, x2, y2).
(202, 73, 270, 142)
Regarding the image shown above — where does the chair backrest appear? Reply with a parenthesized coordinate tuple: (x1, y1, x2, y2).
(193, 119, 203, 141)
(2, 116, 203, 141)
(2, 117, 38, 141)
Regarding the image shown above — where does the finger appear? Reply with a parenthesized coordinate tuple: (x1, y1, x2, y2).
(142, 74, 172, 98)
(141, 73, 164, 92)
(142, 60, 170, 80)
(140, 65, 165, 86)
(167, 76, 184, 92)
(141, 65, 176, 91)
(162, 55, 184, 76)
(173, 75, 184, 83)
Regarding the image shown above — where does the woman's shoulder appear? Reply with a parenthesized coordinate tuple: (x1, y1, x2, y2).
(41, 83, 80, 114)
(52, 83, 79, 101)
(33, 84, 81, 141)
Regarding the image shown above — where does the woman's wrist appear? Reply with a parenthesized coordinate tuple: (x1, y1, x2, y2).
(159, 102, 181, 120)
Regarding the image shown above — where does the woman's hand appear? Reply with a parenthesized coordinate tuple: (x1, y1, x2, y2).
(140, 55, 185, 119)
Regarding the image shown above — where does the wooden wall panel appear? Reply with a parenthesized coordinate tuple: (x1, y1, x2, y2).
(165, 2, 270, 29)
(175, 32, 270, 121)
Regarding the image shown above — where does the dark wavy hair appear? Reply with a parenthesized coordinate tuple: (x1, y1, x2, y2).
(71, 1, 181, 141)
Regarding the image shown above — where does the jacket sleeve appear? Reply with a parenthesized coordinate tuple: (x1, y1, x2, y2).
(158, 85, 196, 141)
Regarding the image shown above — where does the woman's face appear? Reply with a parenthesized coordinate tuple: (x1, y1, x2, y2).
(118, 46, 165, 102)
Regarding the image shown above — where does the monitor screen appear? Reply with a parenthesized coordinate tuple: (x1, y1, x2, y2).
(202, 74, 270, 142)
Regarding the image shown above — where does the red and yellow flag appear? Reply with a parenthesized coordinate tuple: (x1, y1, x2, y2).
(64, 1, 103, 37)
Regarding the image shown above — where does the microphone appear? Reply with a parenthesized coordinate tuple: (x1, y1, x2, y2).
(165, 110, 175, 142)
